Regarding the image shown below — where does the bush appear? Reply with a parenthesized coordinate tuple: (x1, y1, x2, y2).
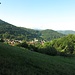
(15, 41, 29, 49)
(44, 46, 57, 56)
(37, 46, 57, 56)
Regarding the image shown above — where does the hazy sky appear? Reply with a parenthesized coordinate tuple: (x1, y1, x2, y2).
(0, 0, 75, 30)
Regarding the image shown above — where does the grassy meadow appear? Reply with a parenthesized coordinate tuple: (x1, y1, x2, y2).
(0, 42, 75, 75)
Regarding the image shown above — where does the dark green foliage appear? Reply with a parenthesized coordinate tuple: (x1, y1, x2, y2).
(45, 46, 57, 56)
(2, 32, 10, 38)
(29, 44, 38, 51)
(40, 29, 64, 41)
(15, 41, 29, 48)
(0, 38, 4, 42)
(15, 41, 38, 52)
(36, 42, 57, 56)
(0, 43, 75, 75)
(0, 19, 42, 40)
(64, 42, 74, 54)
(38, 46, 57, 56)
(0, 19, 64, 41)
(15, 40, 57, 56)
(32, 34, 75, 56)
(50, 34, 75, 55)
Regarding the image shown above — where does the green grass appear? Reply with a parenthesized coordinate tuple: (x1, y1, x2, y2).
(0, 42, 75, 75)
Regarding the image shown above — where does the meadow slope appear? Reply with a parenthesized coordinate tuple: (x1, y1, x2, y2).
(0, 43, 75, 75)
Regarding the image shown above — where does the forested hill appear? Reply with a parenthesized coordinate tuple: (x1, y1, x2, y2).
(0, 19, 64, 41)
(40, 29, 64, 41)
(0, 19, 40, 40)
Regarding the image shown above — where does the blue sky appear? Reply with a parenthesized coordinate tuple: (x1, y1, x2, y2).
(0, 0, 75, 30)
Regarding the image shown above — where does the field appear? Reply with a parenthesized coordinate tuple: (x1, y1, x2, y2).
(0, 42, 75, 75)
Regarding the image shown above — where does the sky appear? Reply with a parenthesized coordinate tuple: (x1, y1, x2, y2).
(0, 0, 75, 30)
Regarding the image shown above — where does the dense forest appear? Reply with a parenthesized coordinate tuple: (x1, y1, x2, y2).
(0, 19, 64, 41)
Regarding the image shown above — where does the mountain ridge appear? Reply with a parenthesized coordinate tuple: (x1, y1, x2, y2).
(57, 30, 75, 35)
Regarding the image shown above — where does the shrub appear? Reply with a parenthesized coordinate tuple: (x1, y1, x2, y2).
(44, 46, 57, 56)
(15, 41, 29, 49)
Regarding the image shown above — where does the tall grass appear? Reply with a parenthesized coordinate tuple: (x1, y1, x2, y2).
(0, 42, 75, 75)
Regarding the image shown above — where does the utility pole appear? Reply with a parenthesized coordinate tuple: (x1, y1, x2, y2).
(0, 2, 1, 4)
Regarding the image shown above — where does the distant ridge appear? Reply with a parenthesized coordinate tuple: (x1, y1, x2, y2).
(57, 30, 75, 35)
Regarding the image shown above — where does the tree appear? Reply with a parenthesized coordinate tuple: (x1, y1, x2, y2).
(49, 34, 75, 55)
(37, 42, 57, 56)
(2, 32, 10, 39)
(15, 41, 29, 49)
(65, 42, 74, 54)
(0, 38, 4, 42)
(45, 46, 57, 56)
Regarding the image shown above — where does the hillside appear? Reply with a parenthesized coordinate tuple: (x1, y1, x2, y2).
(0, 42, 75, 75)
(0, 19, 64, 41)
(57, 30, 75, 35)
(40, 29, 64, 41)
(0, 19, 40, 40)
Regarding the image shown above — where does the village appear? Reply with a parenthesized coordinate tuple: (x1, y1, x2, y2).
(0, 38, 45, 46)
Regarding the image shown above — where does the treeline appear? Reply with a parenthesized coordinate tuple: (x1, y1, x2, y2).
(15, 34, 75, 57)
